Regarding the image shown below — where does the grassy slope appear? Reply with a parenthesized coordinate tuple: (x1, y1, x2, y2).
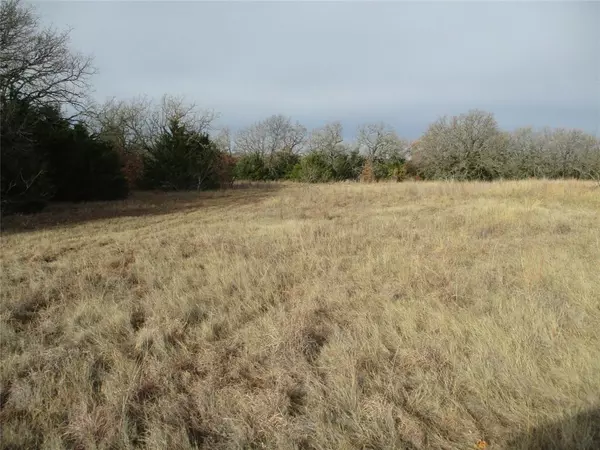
(1, 180, 599, 450)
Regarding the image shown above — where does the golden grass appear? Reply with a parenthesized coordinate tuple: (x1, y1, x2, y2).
(1, 180, 599, 450)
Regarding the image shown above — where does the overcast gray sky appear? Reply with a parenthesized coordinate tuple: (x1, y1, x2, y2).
(34, 1, 599, 138)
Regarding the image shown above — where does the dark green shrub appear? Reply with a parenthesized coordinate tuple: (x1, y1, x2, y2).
(286, 163, 304, 181)
(373, 161, 406, 181)
(234, 153, 269, 181)
(300, 152, 333, 182)
(268, 150, 300, 180)
(299, 149, 364, 183)
(1, 98, 54, 211)
(46, 123, 129, 201)
(1, 97, 128, 212)
(235, 150, 300, 181)
(142, 119, 221, 190)
(332, 149, 364, 181)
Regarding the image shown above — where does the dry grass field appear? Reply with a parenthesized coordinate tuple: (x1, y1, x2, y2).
(1, 180, 599, 450)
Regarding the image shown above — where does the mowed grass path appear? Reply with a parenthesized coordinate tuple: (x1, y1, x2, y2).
(1, 180, 599, 449)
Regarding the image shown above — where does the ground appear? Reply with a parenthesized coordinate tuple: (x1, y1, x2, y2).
(1, 180, 599, 450)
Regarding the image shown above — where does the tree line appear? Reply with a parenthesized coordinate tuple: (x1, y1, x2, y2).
(2, 0, 599, 214)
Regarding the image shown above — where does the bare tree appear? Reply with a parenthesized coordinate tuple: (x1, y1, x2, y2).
(301, 122, 367, 181)
(575, 136, 600, 184)
(505, 127, 552, 178)
(544, 128, 599, 179)
(1, 0, 97, 206)
(87, 95, 217, 152)
(415, 110, 509, 180)
(0, 0, 95, 111)
(308, 121, 346, 155)
(307, 121, 341, 170)
(153, 95, 216, 136)
(86, 96, 151, 151)
(214, 126, 233, 155)
(357, 122, 408, 162)
(234, 114, 306, 157)
(506, 127, 600, 180)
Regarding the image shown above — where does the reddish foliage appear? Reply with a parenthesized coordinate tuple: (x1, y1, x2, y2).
(216, 153, 237, 189)
(359, 160, 376, 183)
(115, 148, 144, 189)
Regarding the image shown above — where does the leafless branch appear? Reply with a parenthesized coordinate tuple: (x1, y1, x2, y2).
(86, 95, 218, 153)
(357, 122, 408, 162)
(234, 114, 307, 157)
(1, 0, 96, 112)
(18, 169, 44, 192)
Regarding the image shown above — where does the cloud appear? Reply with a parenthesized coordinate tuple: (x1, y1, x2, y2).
(33, 1, 600, 137)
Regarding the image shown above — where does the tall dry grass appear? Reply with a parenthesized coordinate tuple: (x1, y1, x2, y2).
(1, 180, 599, 449)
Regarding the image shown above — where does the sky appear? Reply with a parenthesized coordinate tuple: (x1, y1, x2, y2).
(33, 1, 600, 139)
